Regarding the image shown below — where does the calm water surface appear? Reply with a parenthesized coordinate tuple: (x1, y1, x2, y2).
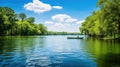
(0, 35, 120, 67)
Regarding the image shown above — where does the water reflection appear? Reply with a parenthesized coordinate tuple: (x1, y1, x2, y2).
(0, 36, 120, 67)
(0, 36, 46, 67)
(83, 38, 120, 67)
(25, 36, 97, 67)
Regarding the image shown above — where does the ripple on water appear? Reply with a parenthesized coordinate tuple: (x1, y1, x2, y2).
(25, 49, 97, 67)
(26, 54, 52, 67)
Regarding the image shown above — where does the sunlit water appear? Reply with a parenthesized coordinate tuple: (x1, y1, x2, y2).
(0, 35, 120, 67)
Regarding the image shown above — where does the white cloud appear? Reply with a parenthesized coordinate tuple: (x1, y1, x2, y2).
(24, 0, 63, 13)
(53, 6, 63, 9)
(76, 20, 85, 25)
(45, 21, 54, 25)
(46, 22, 80, 32)
(24, 0, 52, 13)
(65, 18, 78, 22)
(51, 14, 78, 23)
(54, 23, 64, 27)
(44, 14, 84, 32)
(52, 14, 71, 22)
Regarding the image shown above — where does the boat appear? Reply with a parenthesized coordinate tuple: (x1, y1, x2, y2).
(67, 37, 84, 39)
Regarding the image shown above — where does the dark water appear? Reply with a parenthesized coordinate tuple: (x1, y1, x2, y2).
(0, 35, 120, 67)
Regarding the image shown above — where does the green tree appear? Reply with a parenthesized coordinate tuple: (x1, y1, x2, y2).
(38, 24, 47, 35)
(0, 6, 48, 36)
(0, 7, 16, 35)
(80, 0, 120, 39)
(26, 17, 35, 24)
(18, 13, 26, 22)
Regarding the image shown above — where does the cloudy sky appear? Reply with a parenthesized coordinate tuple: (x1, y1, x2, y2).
(0, 0, 98, 32)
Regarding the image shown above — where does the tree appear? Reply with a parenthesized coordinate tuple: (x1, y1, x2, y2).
(26, 17, 35, 24)
(38, 24, 47, 35)
(0, 7, 16, 35)
(18, 13, 26, 22)
(80, 0, 120, 39)
(98, 0, 120, 38)
(18, 13, 26, 35)
(0, 6, 48, 36)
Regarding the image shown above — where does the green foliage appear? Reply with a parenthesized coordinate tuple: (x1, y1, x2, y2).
(37, 24, 47, 35)
(0, 6, 48, 36)
(26, 17, 35, 24)
(0, 7, 16, 35)
(80, 0, 120, 39)
(18, 13, 26, 22)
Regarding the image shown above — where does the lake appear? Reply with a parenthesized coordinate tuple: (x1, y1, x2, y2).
(0, 35, 120, 67)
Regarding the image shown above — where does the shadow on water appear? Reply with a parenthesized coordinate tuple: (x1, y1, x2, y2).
(97, 53, 120, 67)
(97, 40, 120, 67)
(83, 38, 120, 67)
(0, 36, 46, 54)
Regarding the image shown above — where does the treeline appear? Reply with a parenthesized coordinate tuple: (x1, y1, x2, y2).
(0, 6, 47, 36)
(80, 0, 120, 39)
(47, 31, 81, 35)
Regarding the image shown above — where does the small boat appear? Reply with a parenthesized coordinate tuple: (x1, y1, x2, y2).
(67, 37, 84, 39)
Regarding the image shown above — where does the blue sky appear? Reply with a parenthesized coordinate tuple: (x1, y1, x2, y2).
(0, 0, 98, 32)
